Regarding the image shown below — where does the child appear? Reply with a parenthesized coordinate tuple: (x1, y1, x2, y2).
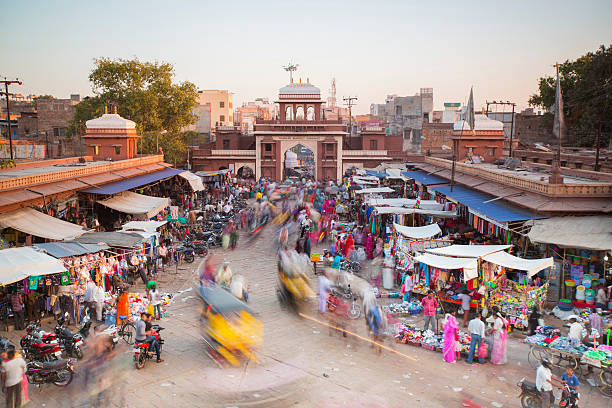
(478, 342, 487, 364)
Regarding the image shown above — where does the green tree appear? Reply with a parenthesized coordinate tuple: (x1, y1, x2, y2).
(69, 57, 199, 161)
(139, 131, 198, 166)
(529, 45, 612, 147)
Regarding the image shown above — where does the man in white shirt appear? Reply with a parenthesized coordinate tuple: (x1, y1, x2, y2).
(536, 358, 563, 408)
(1, 349, 26, 408)
(567, 316, 583, 346)
(93, 282, 106, 322)
(466, 316, 486, 364)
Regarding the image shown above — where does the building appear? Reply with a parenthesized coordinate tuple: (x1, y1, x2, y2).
(514, 108, 553, 146)
(191, 78, 412, 181)
(235, 98, 275, 135)
(421, 122, 454, 155)
(83, 110, 140, 161)
(452, 114, 505, 163)
(197, 90, 233, 132)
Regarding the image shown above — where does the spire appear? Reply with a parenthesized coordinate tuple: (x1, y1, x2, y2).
(466, 87, 475, 134)
(114, 105, 117, 114)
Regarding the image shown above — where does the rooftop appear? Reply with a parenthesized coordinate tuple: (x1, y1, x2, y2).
(454, 114, 504, 131)
(86, 113, 136, 130)
(279, 82, 321, 97)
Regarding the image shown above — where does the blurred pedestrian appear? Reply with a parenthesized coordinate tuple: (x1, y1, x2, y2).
(1, 349, 26, 408)
(318, 271, 332, 314)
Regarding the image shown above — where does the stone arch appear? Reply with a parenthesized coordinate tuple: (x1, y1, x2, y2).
(295, 106, 305, 120)
(280, 139, 318, 180)
(237, 165, 254, 178)
(285, 106, 293, 120)
(306, 106, 315, 121)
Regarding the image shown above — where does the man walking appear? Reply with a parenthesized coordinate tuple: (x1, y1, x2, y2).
(466, 315, 485, 364)
(421, 291, 438, 333)
(10, 292, 24, 331)
(1, 349, 26, 408)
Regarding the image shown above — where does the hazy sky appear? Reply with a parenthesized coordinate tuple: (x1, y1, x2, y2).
(2, 0, 611, 114)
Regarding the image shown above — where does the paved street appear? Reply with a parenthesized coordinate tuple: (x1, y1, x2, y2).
(17, 226, 609, 408)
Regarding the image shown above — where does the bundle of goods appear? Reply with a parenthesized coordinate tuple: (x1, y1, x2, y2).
(524, 334, 549, 346)
(378, 290, 400, 299)
(384, 300, 422, 316)
(420, 330, 444, 351)
(548, 337, 589, 355)
(581, 347, 612, 368)
(103, 292, 174, 324)
(393, 323, 424, 346)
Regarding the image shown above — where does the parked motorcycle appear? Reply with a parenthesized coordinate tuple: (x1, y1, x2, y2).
(26, 358, 75, 387)
(329, 287, 361, 319)
(133, 325, 164, 369)
(518, 378, 579, 408)
(22, 321, 57, 346)
(55, 313, 85, 359)
(180, 246, 195, 263)
(21, 333, 62, 362)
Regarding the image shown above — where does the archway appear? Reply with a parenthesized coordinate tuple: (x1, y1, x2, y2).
(295, 106, 305, 120)
(219, 166, 228, 170)
(284, 144, 314, 180)
(237, 165, 254, 179)
(285, 106, 293, 120)
(306, 106, 315, 121)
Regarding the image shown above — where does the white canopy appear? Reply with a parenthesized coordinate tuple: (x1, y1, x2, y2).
(121, 220, 167, 233)
(352, 177, 378, 185)
(385, 168, 408, 181)
(414, 253, 478, 281)
(0, 247, 67, 285)
(482, 251, 553, 277)
(394, 223, 441, 239)
(353, 175, 379, 181)
(527, 216, 612, 252)
(373, 206, 457, 218)
(178, 171, 205, 192)
(0, 207, 87, 241)
(97, 192, 170, 219)
(367, 198, 444, 211)
(355, 187, 394, 194)
(426, 244, 511, 258)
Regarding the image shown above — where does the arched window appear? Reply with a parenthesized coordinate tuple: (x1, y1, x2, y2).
(285, 106, 293, 120)
(306, 106, 315, 121)
(295, 106, 305, 120)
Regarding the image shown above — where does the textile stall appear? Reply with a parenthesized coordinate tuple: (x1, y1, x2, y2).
(0, 207, 88, 241)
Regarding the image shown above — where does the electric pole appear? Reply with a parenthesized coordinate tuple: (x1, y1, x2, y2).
(1, 78, 23, 161)
(343, 96, 357, 148)
(485, 100, 516, 158)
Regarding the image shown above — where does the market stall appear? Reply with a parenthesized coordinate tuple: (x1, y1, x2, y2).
(97, 192, 171, 220)
(0, 207, 88, 242)
(0, 247, 67, 285)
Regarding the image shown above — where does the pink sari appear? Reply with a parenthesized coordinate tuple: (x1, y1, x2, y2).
(491, 317, 508, 365)
(443, 315, 458, 363)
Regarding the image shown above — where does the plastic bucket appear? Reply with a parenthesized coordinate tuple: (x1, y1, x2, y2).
(575, 285, 586, 300)
(585, 296, 595, 304)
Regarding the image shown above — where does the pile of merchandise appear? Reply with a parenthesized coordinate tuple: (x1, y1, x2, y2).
(393, 322, 470, 354)
(582, 346, 612, 368)
(384, 300, 422, 315)
(103, 292, 174, 324)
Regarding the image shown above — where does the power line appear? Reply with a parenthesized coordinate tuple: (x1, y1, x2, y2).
(342, 96, 358, 148)
(0, 78, 23, 161)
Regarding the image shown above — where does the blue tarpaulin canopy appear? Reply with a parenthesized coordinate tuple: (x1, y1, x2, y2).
(80, 168, 183, 195)
(365, 170, 388, 179)
(34, 241, 109, 259)
(402, 170, 447, 186)
(430, 185, 539, 223)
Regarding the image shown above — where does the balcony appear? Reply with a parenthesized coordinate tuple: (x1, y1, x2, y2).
(211, 150, 255, 156)
(256, 119, 343, 125)
(343, 150, 388, 156)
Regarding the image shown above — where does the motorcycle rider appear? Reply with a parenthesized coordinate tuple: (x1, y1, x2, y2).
(561, 366, 579, 401)
(135, 313, 163, 363)
(536, 358, 564, 408)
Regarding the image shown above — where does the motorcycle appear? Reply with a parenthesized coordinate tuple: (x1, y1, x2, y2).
(22, 333, 62, 362)
(22, 321, 57, 346)
(26, 358, 75, 387)
(54, 313, 85, 359)
(78, 310, 93, 339)
(329, 287, 361, 320)
(179, 246, 195, 263)
(133, 325, 164, 369)
(518, 378, 579, 408)
(183, 238, 209, 257)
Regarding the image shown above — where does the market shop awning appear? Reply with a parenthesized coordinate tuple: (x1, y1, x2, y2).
(196, 169, 231, 177)
(355, 187, 394, 194)
(74, 231, 145, 248)
(401, 170, 447, 186)
(482, 251, 553, 277)
(34, 241, 109, 259)
(178, 171, 205, 192)
(121, 220, 167, 233)
(367, 198, 444, 211)
(426, 244, 511, 258)
(80, 167, 183, 195)
(352, 175, 379, 182)
(430, 185, 539, 223)
(0, 247, 67, 285)
(385, 168, 408, 181)
(373, 206, 457, 218)
(352, 177, 378, 185)
(414, 253, 478, 281)
(0, 207, 88, 241)
(97, 192, 170, 219)
(526, 216, 612, 252)
(364, 170, 388, 179)
(394, 223, 441, 239)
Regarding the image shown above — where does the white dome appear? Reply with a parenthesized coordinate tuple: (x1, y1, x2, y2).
(279, 83, 320, 96)
(453, 114, 503, 131)
(86, 113, 136, 130)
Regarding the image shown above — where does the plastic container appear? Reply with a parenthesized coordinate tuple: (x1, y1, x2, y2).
(565, 280, 576, 287)
(585, 296, 595, 304)
(382, 267, 394, 289)
(585, 288, 595, 297)
(575, 285, 586, 300)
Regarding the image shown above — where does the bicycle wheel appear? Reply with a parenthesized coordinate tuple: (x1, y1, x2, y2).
(600, 370, 612, 397)
(528, 347, 544, 369)
(121, 322, 136, 345)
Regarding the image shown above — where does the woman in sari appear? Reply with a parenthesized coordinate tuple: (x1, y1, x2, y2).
(443, 311, 458, 363)
(365, 234, 374, 260)
(344, 234, 354, 258)
(491, 312, 508, 364)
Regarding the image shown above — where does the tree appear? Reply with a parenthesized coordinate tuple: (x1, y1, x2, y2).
(529, 45, 612, 147)
(139, 130, 199, 166)
(69, 58, 199, 159)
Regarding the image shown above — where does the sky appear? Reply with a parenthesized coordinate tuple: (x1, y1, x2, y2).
(2, 0, 611, 114)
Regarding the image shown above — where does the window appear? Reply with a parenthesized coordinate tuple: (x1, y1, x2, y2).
(93, 146, 99, 155)
(489, 148, 495, 156)
(53, 128, 59, 137)
(326, 144, 334, 152)
(306, 106, 315, 121)
(220, 115, 225, 122)
(229, 102, 233, 109)
(285, 106, 293, 120)
(395, 106, 402, 116)
(115, 145, 121, 155)
(220, 101, 225, 108)
(222, 140, 230, 150)
(59, 128, 66, 137)
(468, 147, 473, 155)
(295, 106, 305, 120)
(369, 139, 378, 150)
(265, 143, 272, 152)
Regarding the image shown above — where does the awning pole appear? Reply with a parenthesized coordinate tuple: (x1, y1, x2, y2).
(561, 248, 566, 299)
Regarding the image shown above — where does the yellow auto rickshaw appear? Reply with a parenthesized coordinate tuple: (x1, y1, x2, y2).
(199, 285, 262, 368)
(276, 250, 315, 313)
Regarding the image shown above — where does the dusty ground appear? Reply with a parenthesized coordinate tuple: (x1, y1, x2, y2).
(8, 226, 610, 408)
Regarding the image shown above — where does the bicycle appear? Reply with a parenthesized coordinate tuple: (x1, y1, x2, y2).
(116, 316, 137, 345)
